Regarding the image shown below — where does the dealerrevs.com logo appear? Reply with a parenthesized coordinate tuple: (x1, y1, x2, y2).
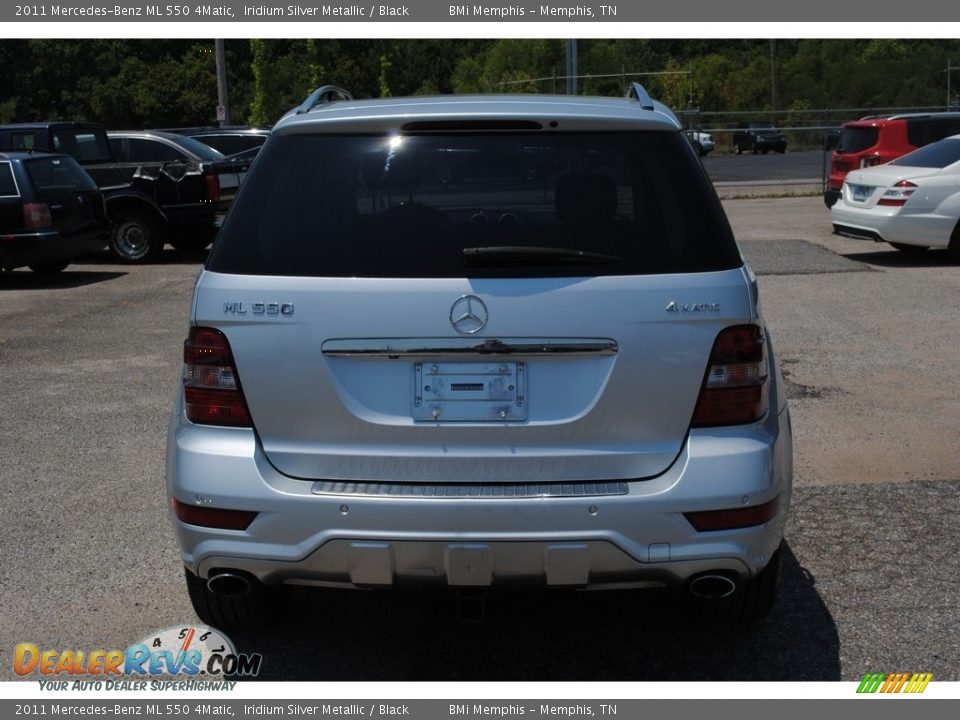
(14, 625, 262, 684)
(857, 673, 933, 694)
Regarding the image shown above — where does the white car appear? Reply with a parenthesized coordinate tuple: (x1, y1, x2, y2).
(686, 129, 715, 157)
(831, 134, 960, 257)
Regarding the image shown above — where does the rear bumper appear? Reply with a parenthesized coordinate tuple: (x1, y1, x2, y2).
(0, 229, 107, 270)
(831, 202, 954, 249)
(166, 401, 793, 590)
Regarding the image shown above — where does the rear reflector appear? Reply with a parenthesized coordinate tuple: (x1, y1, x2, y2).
(183, 327, 252, 427)
(691, 325, 768, 427)
(170, 498, 257, 530)
(23, 202, 52, 229)
(684, 497, 780, 532)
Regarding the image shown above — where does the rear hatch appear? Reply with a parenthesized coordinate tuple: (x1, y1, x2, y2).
(24, 155, 106, 238)
(198, 129, 752, 483)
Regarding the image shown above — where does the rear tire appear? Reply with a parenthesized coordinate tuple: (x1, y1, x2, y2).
(684, 544, 781, 626)
(29, 261, 69, 274)
(109, 212, 164, 263)
(948, 222, 960, 262)
(889, 242, 928, 254)
(184, 568, 275, 631)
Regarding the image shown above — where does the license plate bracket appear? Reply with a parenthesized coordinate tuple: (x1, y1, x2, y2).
(414, 361, 526, 422)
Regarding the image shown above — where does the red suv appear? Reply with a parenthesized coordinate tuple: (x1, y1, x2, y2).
(824, 112, 960, 207)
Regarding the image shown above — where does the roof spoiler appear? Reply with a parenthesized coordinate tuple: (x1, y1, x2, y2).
(626, 82, 655, 111)
(296, 85, 354, 115)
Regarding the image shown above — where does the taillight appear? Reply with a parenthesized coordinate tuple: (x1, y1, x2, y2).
(877, 180, 917, 207)
(691, 325, 768, 427)
(204, 174, 220, 203)
(182, 327, 251, 427)
(23, 202, 52, 229)
(860, 154, 882, 169)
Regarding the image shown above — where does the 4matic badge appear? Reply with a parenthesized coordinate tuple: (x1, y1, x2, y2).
(665, 301, 721, 313)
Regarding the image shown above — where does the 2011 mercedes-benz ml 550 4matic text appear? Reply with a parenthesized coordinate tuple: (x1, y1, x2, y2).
(166, 84, 793, 629)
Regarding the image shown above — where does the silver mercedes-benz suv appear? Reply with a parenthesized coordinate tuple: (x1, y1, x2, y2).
(166, 84, 793, 629)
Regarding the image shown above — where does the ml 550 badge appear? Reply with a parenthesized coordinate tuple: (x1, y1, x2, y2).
(223, 301, 294, 316)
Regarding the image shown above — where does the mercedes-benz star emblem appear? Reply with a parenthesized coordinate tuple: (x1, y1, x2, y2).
(450, 295, 488, 334)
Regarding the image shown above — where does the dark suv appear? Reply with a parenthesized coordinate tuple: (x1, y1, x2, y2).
(0, 122, 247, 262)
(0, 150, 108, 274)
(107, 130, 251, 259)
(732, 122, 787, 154)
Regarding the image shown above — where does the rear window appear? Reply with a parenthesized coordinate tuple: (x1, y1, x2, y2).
(191, 134, 266, 155)
(51, 128, 112, 163)
(171, 136, 226, 161)
(837, 127, 878, 153)
(25, 156, 98, 194)
(0, 162, 18, 196)
(208, 131, 740, 278)
(890, 138, 960, 168)
(9, 132, 39, 150)
(906, 117, 960, 147)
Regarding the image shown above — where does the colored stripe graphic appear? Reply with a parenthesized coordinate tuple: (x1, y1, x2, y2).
(857, 673, 886, 693)
(904, 673, 933, 694)
(857, 672, 932, 694)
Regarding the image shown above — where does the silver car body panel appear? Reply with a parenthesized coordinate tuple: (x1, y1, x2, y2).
(192, 268, 754, 482)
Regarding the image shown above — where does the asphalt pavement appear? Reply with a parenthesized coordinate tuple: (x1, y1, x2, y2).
(0, 198, 957, 681)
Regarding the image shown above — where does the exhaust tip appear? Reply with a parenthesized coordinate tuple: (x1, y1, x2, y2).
(688, 573, 737, 600)
(207, 571, 252, 597)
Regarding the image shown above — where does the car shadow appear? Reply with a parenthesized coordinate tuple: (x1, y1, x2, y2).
(842, 248, 958, 268)
(228, 541, 839, 681)
(0, 269, 126, 290)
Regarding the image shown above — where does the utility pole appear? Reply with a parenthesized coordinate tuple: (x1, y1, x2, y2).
(565, 39, 578, 95)
(215, 39, 230, 126)
(770, 39, 779, 116)
(949, 59, 957, 109)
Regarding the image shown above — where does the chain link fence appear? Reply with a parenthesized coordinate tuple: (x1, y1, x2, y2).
(678, 106, 955, 199)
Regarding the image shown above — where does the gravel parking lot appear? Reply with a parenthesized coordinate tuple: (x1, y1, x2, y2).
(0, 196, 957, 681)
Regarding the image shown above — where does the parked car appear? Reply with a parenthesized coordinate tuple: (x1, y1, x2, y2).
(107, 130, 251, 259)
(823, 112, 960, 207)
(831, 133, 960, 257)
(686, 129, 715, 157)
(732, 122, 787, 154)
(167, 84, 793, 630)
(0, 150, 108, 274)
(170, 126, 270, 156)
(1, 122, 248, 263)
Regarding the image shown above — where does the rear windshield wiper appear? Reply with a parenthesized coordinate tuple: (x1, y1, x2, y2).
(463, 246, 620, 266)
